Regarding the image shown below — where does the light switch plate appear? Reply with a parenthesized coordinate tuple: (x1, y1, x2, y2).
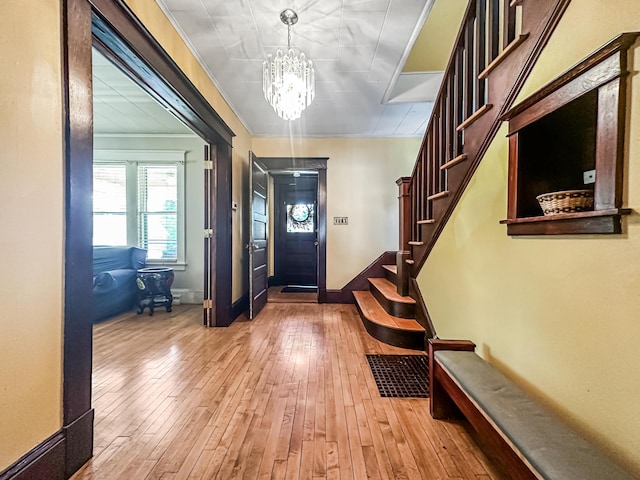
(583, 170, 596, 184)
(333, 217, 348, 225)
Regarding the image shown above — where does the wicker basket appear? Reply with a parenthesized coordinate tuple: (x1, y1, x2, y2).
(536, 189, 594, 216)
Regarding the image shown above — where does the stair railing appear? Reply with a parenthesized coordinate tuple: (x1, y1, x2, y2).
(409, 0, 522, 241)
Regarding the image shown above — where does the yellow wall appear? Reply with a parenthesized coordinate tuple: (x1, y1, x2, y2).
(418, 0, 640, 473)
(253, 137, 420, 289)
(124, 0, 252, 303)
(0, 0, 64, 470)
(403, 0, 468, 72)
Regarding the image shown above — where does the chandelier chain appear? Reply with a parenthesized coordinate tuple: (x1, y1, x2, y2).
(287, 25, 292, 49)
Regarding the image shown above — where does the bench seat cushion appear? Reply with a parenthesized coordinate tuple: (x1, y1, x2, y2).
(434, 350, 634, 480)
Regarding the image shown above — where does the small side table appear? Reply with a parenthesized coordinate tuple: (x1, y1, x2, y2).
(136, 267, 174, 316)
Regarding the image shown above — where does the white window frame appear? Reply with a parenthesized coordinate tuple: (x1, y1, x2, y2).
(94, 149, 187, 270)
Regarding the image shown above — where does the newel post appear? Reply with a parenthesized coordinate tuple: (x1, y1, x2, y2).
(396, 177, 411, 252)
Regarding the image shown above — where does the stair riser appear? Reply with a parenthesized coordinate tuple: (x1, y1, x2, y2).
(383, 268, 397, 284)
(370, 282, 415, 319)
(355, 302, 425, 351)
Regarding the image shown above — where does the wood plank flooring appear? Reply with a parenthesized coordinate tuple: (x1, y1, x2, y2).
(71, 303, 505, 480)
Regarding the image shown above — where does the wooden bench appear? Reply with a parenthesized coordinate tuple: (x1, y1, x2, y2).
(428, 339, 635, 480)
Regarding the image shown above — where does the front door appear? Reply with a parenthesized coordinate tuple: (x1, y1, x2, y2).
(274, 174, 318, 287)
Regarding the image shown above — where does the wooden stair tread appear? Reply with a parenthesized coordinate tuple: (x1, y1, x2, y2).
(382, 264, 397, 274)
(353, 291, 424, 332)
(368, 278, 416, 305)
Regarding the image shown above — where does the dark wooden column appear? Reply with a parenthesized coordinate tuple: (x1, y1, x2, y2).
(396, 177, 411, 251)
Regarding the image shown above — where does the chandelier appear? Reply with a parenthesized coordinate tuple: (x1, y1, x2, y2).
(263, 9, 315, 120)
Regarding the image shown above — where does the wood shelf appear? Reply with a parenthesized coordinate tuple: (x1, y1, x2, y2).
(500, 209, 631, 235)
(500, 33, 638, 236)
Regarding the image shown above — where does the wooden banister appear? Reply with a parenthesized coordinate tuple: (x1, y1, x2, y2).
(399, 0, 572, 284)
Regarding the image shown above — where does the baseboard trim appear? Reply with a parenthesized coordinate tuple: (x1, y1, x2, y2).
(321, 251, 396, 304)
(64, 408, 94, 478)
(231, 293, 249, 320)
(323, 289, 354, 304)
(0, 431, 66, 480)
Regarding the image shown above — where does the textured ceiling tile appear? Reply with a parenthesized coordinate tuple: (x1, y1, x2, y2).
(339, 11, 386, 46)
(343, 0, 391, 12)
(161, 0, 205, 12)
(202, 0, 253, 17)
(336, 44, 378, 73)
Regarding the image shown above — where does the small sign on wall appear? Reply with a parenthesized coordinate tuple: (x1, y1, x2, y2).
(333, 217, 348, 225)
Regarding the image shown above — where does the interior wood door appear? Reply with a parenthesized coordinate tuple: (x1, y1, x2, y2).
(203, 144, 216, 326)
(274, 174, 318, 287)
(249, 152, 268, 319)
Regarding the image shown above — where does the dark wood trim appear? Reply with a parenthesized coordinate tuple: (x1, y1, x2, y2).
(500, 33, 638, 236)
(318, 169, 327, 300)
(63, 409, 95, 478)
(501, 33, 639, 124)
(409, 277, 436, 338)
(0, 432, 66, 480)
(396, 177, 411, 251)
(504, 213, 625, 235)
(396, 251, 409, 297)
(62, 0, 237, 476)
(89, 0, 234, 146)
(322, 251, 397, 304)
(62, 3, 95, 477)
(231, 292, 249, 321)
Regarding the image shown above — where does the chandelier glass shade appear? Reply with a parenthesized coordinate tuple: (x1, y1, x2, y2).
(262, 10, 315, 120)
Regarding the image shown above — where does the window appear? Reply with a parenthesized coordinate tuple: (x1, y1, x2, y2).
(93, 150, 185, 264)
(286, 203, 315, 233)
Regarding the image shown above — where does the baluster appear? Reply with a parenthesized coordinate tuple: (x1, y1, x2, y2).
(464, 17, 475, 119)
(488, 0, 500, 62)
(504, 0, 516, 47)
(475, 0, 487, 109)
(454, 47, 464, 156)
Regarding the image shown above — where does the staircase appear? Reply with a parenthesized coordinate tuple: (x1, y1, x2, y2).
(353, 262, 426, 351)
(355, 0, 572, 350)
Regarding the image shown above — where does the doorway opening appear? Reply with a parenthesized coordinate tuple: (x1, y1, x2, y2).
(247, 155, 327, 317)
(271, 173, 319, 302)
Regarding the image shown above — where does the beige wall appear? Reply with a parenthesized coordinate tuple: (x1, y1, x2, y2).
(403, 0, 468, 73)
(417, 0, 640, 473)
(0, 0, 64, 470)
(124, 0, 252, 303)
(253, 137, 420, 289)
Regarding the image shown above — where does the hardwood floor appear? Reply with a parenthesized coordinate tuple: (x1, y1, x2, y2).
(72, 303, 505, 479)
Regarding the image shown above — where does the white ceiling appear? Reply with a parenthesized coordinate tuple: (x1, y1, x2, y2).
(154, 0, 438, 137)
(92, 49, 194, 135)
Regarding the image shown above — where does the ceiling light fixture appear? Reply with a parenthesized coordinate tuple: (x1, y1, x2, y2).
(263, 9, 315, 121)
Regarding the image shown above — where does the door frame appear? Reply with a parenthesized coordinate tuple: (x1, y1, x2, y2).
(250, 157, 328, 303)
(62, 0, 234, 475)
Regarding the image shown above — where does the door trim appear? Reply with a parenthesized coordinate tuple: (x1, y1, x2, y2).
(61, 0, 235, 476)
(251, 157, 328, 302)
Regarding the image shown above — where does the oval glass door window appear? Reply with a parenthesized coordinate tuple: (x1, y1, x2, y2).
(287, 203, 314, 233)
